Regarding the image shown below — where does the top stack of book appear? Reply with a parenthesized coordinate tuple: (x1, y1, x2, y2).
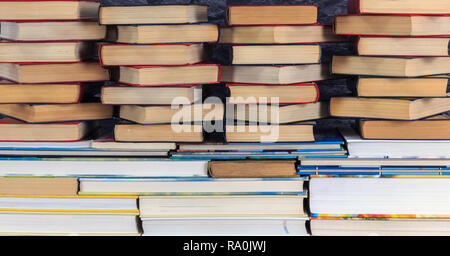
(329, 0, 450, 142)
(0, 0, 112, 143)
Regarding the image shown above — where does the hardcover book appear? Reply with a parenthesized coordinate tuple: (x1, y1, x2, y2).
(227, 5, 318, 25)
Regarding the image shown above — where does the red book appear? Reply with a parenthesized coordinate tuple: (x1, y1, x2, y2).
(0, 0, 100, 21)
(226, 83, 320, 104)
(348, 0, 450, 15)
(117, 64, 221, 87)
(226, 5, 318, 25)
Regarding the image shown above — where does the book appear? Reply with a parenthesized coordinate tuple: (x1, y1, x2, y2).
(348, 0, 450, 15)
(78, 177, 306, 195)
(228, 102, 329, 124)
(0, 118, 96, 141)
(332, 56, 450, 77)
(0, 0, 99, 21)
(0, 140, 91, 149)
(356, 37, 450, 57)
(101, 85, 202, 105)
(139, 195, 306, 217)
(0, 177, 78, 196)
(229, 45, 321, 65)
(227, 83, 319, 104)
(142, 218, 308, 236)
(99, 5, 208, 25)
(359, 114, 450, 140)
(0, 41, 94, 63)
(208, 160, 298, 178)
(99, 43, 208, 66)
(330, 97, 450, 120)
(334, 15, 450, 36)
(0, 195, 138, 214)
(219, 25, 345, 44)
(114, 124, 204, 142)
(0, 103, 113, 123)
(0, 83, 84, 104)
(171, 150, 348, 160)
(0, 62, 109, 83)
(354, 77, 449, 97)
(120, 104, 224, 124)
(117, 64, 220, 86)
(227, 5, 318, 25)
(300, 157, 450, 167)
(0, 21, 106, 41)
(311, 219, 450, 236)
(310, 177, 450, 216)
(91, 138, 176, 151)
(0, 158, 209, 177)
(221, 64, 330, 84)
(0, 214, 139, 236)
(115, 24, 219, 44)
(340, 128, 450, 158)
(0, 149, 170, 157)
(226, 124, 315, 142)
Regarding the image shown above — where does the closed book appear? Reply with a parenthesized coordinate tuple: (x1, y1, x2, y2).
(114, 124, 204, 142)
(0, 83, 84, 104)
(226, 124, 315, 142)
(330, 97, 450, 120)
(359, 114, 450, 140)
(227, 5, 317, 25)
(0, 62, 109, 83)
(227, 83, 319, 104)
(0, 177, 78, 196)
(114, 24, 218, 44)
(0, 103, 113, 123)
(0, 0, 99, 21)
(0, 117, 97, 141)
(117, 64, 220, 87)
(221, 64, 330, 84)
(99, 43, 209, 66)
(332, 56, 450, 77)
(334, 15, 450, 36)
(219, 24, 346, 44)
(209, 160, 298, 178)
(99, 5, 208, 25)
(0, 21, 106, 41)
(348, 0, 450, 15)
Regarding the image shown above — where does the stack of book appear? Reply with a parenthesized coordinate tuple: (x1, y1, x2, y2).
(98, 4, 223, 144)
(330, 0, 450, 147)
(221, 5, 345, 143)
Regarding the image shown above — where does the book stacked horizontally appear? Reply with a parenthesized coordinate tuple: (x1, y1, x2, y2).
(220, 5, 345, 144)
(98, 4, 223, 144)
(330, 0, 450, 145)
(0, 0, 112, 143)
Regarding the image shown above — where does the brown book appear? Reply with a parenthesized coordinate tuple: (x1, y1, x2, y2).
(219, 25, 345, 44)
(115, 24, 218, 44)
(357, 37, 450, 57)
(231, 45, 321, 65)
(332, 56, 450, 77)
(99, 5, 208, 25)
(0, 103, 113, 123)
(0, 62, 109, 83)
(227, 5, 317, 25)
(209, 160, 298, 178)
(0, 117, 97, 141)
(334, 15, 450, 36)
(330, 97, 450, 120)
(115, 124, 204, 142)
(0, 83, 83, 104)
(352, 0, 450, 14)
(0, 21, 106, 41)
(226, 124, 315, 142)
(0, 177, 78, 196)
(359, 114, 450, 140)
(120, 104, 224, 124)
(221, 64, 329, 84)
(356, 77, 449, 97)
(99, 43, 208, 66)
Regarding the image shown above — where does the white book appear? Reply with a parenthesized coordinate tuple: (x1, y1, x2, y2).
(0, 140, 91, 149)
(0, 158, 209, 177)
(141, 217, 308, 236)
(0, 150, 168, 157)
(341, 128, 450, 158)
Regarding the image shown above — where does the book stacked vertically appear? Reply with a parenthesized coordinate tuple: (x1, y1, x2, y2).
(309, 0, 450, 236)
(98, 4, 223, 144)
(221, 5, 346, 143)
